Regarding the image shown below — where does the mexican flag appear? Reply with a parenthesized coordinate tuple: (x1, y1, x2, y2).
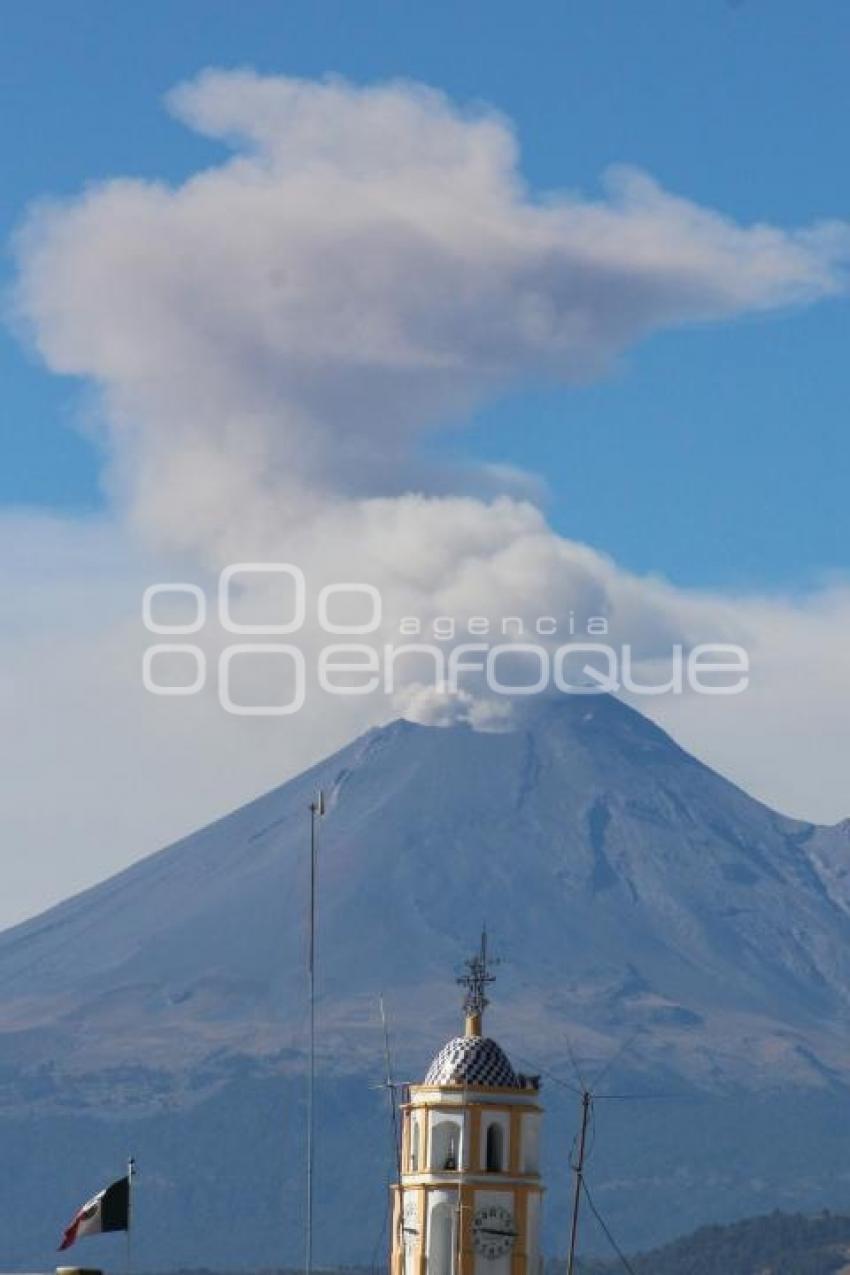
(58, 1175, 130, 1251)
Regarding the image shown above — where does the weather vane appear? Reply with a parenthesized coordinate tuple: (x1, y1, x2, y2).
(458, 928, 499, 1020)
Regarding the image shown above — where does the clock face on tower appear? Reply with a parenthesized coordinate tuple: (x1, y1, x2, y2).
(473, 1205, 517, 1259)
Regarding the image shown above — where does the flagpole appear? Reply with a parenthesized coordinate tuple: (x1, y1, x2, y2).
(127, 1156, 135, 1275)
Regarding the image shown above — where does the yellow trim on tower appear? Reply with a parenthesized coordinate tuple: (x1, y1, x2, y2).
(511, 1185, 529, 1275)
(509, 1109, 521, 1175)
(410, 1083, 542, 1100)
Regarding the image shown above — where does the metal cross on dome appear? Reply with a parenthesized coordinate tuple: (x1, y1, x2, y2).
(458, 928, 499, 1019)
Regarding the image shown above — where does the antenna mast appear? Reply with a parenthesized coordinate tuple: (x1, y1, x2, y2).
(306, 790, 324, 1275)
(379, 997, 405, 1275)
(126, 1155, 135, 1275)
(379, 996, 402, 1181)
(566, 1090, 592, 1275)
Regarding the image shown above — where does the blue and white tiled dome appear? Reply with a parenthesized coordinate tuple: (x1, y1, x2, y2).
(424, 1035, 520, 1088)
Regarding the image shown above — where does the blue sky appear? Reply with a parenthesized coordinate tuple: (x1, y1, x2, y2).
(3, 0, 847, 589)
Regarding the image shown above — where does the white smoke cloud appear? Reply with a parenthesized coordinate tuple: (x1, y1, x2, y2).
(13, 70, 849, 559)
(3, 70, 849, 927)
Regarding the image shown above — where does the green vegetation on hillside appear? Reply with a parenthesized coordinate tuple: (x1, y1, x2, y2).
(569, 1209, 850, 1275)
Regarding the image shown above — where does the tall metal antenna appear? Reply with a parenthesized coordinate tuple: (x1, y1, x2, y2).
(566, 1089, 592, 1275)
(305, 790, 324, 1275)
(457, 927, 498, 1030)
(378, 997, 402, 1183)
(378, 997, 405, 1275)
(126, 1156, 136, 1275)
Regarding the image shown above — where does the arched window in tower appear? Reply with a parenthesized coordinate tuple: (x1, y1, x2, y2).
(429, 1203, 454, 1275)
(410, 1117, 421, 1172)
(485, 1121, 504, 1172)
(431, 1117, 462, 1171)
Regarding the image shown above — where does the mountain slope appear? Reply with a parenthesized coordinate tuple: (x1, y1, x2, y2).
(577, 1211, 850, 1275)
(1, 695, 847, 1099)
(1, 695, 849, 1269)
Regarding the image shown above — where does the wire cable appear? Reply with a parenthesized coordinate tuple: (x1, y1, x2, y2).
(512, 1051, 691, 1105)
(588, 1029, 643, 1092)
(510, 1052, 583, 1097)
(580, 1178, 638, 1275)
(565, 1037, 589, 1092)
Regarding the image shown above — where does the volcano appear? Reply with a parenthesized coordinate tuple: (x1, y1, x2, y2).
(1, 695, 848, 1269)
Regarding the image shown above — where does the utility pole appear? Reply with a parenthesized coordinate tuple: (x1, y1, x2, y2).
(566, 1090, 592, 1275)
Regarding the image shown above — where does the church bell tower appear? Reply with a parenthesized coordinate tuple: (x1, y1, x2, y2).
(391, 935, 544, 1275)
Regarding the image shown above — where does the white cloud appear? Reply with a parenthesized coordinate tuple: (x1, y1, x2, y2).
(2, 71, 849, 928)
(13, 70, 849, 558)
(648, 584, 850, 823)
